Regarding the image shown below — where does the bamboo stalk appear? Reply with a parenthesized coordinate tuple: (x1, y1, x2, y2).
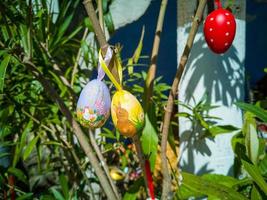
(160, 0, 207, 199)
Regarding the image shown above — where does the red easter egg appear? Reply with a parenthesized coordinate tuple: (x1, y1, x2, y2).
(204, 8, 236, 54)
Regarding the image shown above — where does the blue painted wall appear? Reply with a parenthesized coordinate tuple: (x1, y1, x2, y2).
(109, 0, 177, 85)
(246, 0, 267, 85)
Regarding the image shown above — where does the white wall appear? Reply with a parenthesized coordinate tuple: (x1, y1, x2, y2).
(177, 16, 246, 175)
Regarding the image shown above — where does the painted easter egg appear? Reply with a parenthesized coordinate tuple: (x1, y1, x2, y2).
(76, 79, 111, 128)
(204, 8, 236, 54)
(111, 90, 145, 137)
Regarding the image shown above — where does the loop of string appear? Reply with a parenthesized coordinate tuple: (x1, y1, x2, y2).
(97, 46, 113, 81)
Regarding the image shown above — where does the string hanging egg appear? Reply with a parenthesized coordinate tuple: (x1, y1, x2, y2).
(203, 0, 236, 54)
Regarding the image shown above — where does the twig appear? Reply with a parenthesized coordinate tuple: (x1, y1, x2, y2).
(83, 0, 120, 84)
(23, 60, 118, 200)
(71, 28, 89, 87)
(38, 42, 77, 101)
(144, 0, 168, 110)
(89, 129, 121, 199)
(60, 138, 97, 200)
(160, 0, 207, 199)
(132, 135, 149, 193)
(97, 0, 105, 35)
(21, 108, 55, 133)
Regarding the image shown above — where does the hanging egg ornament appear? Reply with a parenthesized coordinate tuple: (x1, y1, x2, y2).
(111, 90, 145, 137)
(76, 79, 111, 128)
(204, 4, 236, 54)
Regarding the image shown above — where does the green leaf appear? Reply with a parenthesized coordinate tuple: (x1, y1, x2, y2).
(181, 172, 247, 200)
(102, 0, 108, 13)
(0, 54, 11, 92)
(128, 27, 145, 75)
(20, 120, 33, 152)
(195, 112, 209, 129)
(8, 167, 27, 184)
(177, 184, 204, 199)
(17, 193, 34, 200)
(23, 135, 40, 161)
(264, 68, 267, 73)
(243, 112, 259, 164)
(59, 174, 69, 199)
(242, 159, 267, 195)
(251, 185, 263, 200)
(259, 155, 267, 176)
(122, 178, 143, 200)
(50, 188, 65, 200)
(100, 128, 116, 140)
(140, 114, 158, 170)
(48, 70, 67, 96)
(208, 125, 239, 137)
(104, 12, 115, 34)
(236, 102, 267, 123)
(84, 18, 94, 32)
(201, 174, 241, 188)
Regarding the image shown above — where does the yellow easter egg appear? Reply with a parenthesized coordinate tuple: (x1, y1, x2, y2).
(111, 90, 145, 137)
(109, 167, 125, 181)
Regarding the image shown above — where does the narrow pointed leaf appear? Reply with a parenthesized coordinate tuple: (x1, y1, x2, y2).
(242, 159, 267, 195)
(236, 102, 267, 123)
(0, 55, 11, 92)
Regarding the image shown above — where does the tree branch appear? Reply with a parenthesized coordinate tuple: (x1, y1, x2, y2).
(83, 0, 120, 83)
(132, 135, 149, 194)
(144, 0, 168, 110)
(160, 0, 207, 199)
(97, 0, 105, 35)
(23, 60, 118, 200)
(89, 129, 121, 199)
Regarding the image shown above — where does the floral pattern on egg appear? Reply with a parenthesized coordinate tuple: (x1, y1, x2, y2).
(76, 79, 111, 128)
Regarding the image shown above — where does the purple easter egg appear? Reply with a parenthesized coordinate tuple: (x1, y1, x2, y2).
(76, 79, 111, 128)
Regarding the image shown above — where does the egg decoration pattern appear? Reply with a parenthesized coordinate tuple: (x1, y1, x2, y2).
(76, 48, 113, 128)
(77, 80, 111, 128)
(203, 0, 236, 54)
(111, 90, 145, 137)
(98, 47, 145, 137)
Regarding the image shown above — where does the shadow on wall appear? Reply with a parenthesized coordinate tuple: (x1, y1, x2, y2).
(180, 122, 214, 175)
(181, 33, 244, 106)
(179, 27, 244, 175)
